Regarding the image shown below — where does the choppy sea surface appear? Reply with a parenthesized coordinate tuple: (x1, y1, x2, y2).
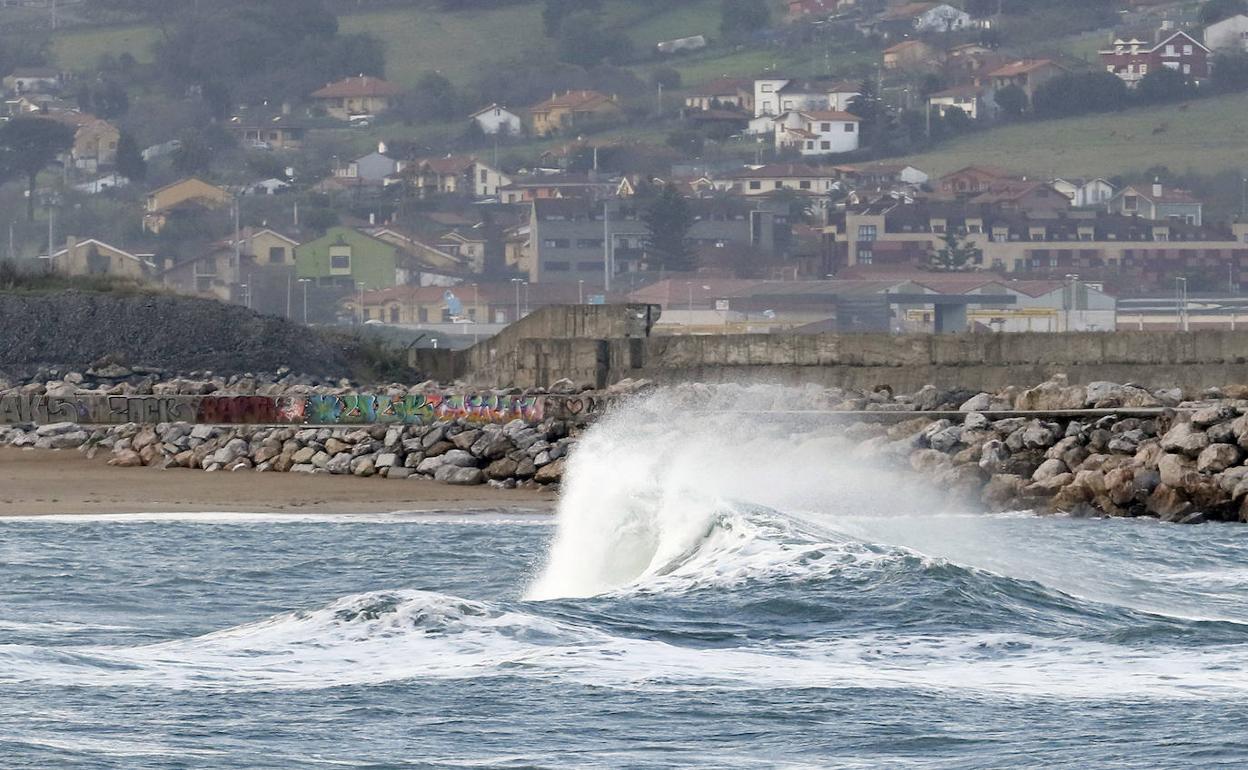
(6, 386, 1248, 768)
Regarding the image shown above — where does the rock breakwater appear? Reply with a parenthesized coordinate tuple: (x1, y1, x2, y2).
(9, 369, 1248, 523)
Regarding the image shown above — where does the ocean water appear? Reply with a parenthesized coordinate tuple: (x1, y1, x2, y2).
(6, 386, 1248, 768)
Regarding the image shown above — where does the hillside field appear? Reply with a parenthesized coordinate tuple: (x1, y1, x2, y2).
(894, 93, 1248, 178)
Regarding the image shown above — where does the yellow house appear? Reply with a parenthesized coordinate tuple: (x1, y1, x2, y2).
(248, 228, 300, 266)
(143, 177, 233, 233)
(528, 90, 620, 137)
(51, 238, 155, 281)
(310, 75, 400, 120)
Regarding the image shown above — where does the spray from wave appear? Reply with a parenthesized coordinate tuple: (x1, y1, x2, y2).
(526, 384, 949, 600)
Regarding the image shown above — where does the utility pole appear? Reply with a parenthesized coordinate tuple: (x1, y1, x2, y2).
(233, 197, 241, 269)
(603, 199, 612, 293)
(286, 272, 292, 318)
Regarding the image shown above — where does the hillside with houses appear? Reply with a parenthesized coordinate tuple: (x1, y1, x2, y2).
(2, 0, 1248, 335)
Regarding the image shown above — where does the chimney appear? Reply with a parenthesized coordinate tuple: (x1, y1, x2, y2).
(1153, 178, 1163, 198)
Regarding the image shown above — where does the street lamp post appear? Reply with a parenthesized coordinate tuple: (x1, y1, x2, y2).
(1176, 276, 1188, 332)
(471, 282, 480, 344)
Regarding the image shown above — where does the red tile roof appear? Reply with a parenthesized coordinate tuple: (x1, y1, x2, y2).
(311, 75, 400, 99)
(988, 59, 1061, 78)
(530, 90, 615, 113)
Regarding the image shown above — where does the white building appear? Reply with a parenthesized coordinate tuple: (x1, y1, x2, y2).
(915, 3, 972, 32)
(1206, 14, 1248, 52)
(774, 110, 860, 155)
(1051, 178, 1115, 208)
(470, 104, 523, 135)
(753, 77, 860, 117)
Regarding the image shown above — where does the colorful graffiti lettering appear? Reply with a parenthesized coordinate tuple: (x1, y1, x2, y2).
(0, 392, 569, 427)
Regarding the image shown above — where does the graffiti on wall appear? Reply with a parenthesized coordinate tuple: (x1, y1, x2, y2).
(0, 392, 548, 427)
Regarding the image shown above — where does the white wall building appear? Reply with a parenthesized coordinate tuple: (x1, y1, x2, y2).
(1206, 14, 1248, 52)
(915, 3, 972, 32)
(775, 110, 860, 155)
(470, 104, 523, 135)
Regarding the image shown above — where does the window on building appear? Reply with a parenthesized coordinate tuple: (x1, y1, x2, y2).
(800, 180, 812, 189)
(844, 123, 855, 132)
(546, 261, 571, 271)
(1124, 195, 1138, 211)
(857, 224, 877, 241)
(775, 181, 784, 189)
(749, 181, 761, 190)
(575, 238, 604, 248)
(576, 261, 600, 271)
(1184, 45, 1193, 55)
(268, 246, 286, 264)
(806, 141, 814, 150)
(820, 141, 831, 150)
(418, 307, 429, 322)
(329, 245, 351, 274)
(820, 122, 831, 131)
(1140, 64, 1148, 74)
(858, 249, 873, 265)
(480, 169, 488, 183)
(1165, 45, 1176, 56)
(362, 308, 371, 321)
(390, 306, 400, 323)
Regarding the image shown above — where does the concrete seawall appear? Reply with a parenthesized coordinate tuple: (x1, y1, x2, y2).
(425, 305, 1248, 393)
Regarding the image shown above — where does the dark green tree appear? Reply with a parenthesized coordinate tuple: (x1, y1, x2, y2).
(1033, 72, 1128, 118)
(1136, 68, 1194, 104)
(929, 230, 982, 271)
(994, 84, 1028, 119)
(558, 17, 635, 66)
(1200, 0, 1248, 26)
(396, 72, 458, 123)
(642, 184, 696, 273)
(114, 131, 147, 182)
(1213, 51, 1248, 92)
(542, 0, 601, 36)
(721, 0, 771, 41)
(0, 117, 75, 221)
(847, 79, 887, 146)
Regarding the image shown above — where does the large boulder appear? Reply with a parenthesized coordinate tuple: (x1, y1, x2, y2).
(1192, 404, 1237, 428)
(1015, 375, 1085, 411)
(1160, 422, 1210, 457)
(1032, 458, 1069, 482)
(1197, 443, 1242, 474)
(1146, 484, 1191, 519)
(959, 393, 992, 413)
(1084, 381, 1161, 408)
(435, 465, 485, 486)
(1158, 453, 1197, 489)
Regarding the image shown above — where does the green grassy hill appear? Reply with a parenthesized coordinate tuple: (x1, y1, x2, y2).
(893, 93, 1248, 178)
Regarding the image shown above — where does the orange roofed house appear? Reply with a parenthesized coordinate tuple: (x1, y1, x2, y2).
(528, 90, 621, 137)
(984, 59, 1066, 101)
(311, 75, 401, 120)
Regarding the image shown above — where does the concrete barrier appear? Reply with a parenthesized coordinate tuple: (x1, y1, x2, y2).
(424, 305, 1248, 393)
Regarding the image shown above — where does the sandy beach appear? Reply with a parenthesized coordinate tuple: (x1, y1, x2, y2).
(0, 447, 557, 516)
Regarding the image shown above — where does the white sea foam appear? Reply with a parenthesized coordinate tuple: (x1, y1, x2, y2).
(3, 588, 1248, 700)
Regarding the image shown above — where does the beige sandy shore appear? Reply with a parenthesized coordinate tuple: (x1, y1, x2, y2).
(0, 447, 557, 516)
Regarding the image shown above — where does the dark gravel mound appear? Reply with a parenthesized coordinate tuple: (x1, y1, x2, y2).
(0, 291, 350, 376)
